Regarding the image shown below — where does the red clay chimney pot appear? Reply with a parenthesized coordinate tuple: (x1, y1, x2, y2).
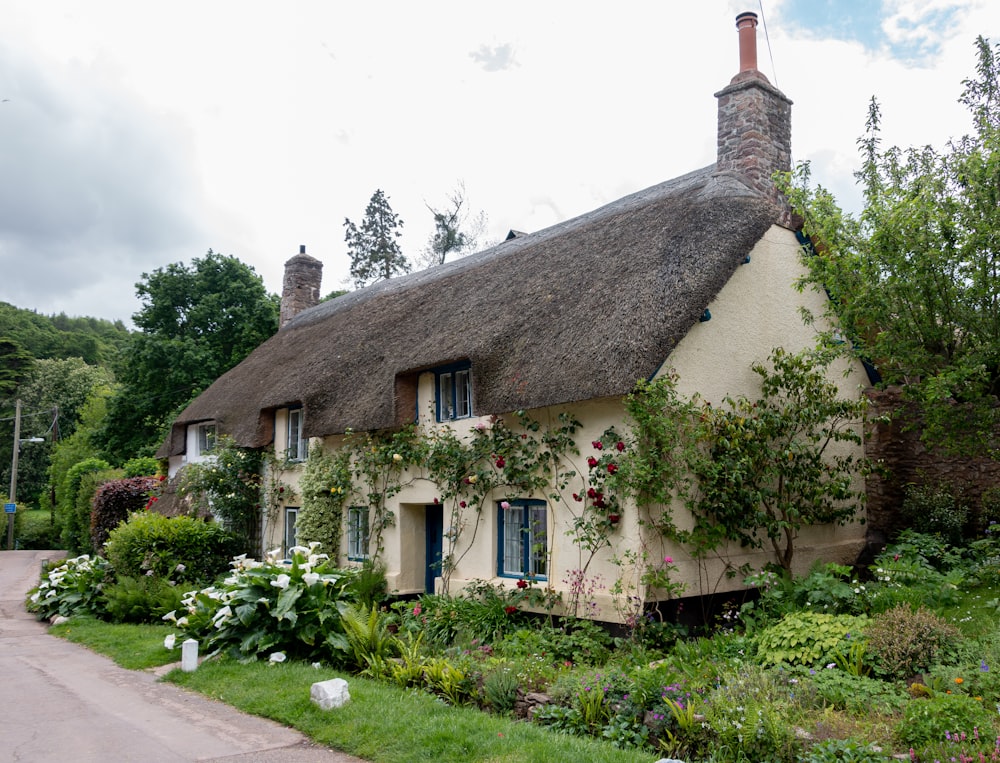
(736, 11, 759, 73)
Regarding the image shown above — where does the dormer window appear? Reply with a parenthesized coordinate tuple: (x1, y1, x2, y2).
(196, 423, 217, 456)
(286, 407, 308, 462)
(435, 362, 473, 422)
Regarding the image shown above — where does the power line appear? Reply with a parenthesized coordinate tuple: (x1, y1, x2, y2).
(758, 0, 779, 89)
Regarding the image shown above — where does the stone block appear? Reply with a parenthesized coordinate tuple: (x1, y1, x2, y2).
(311, 677, 350, 710)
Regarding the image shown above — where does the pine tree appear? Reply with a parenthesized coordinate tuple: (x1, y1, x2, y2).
(344, 189, 409, 288)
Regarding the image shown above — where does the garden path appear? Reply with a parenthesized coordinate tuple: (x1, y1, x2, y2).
(0, 550, 367, 763)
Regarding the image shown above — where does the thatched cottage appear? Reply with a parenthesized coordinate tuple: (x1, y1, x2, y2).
(158, 12, 869, 621)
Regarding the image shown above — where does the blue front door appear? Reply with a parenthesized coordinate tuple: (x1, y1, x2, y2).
(425, 504, 444, 593)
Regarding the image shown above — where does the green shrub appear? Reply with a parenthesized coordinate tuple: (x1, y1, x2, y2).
(482, 667, 520, 715)
(101, 575, 184, 623)
(59, 458, 113, 553)
(90, 476, 160, 551)
(167, 547, 359, 663)
(104, 511, 240, 585)
(900, 482, 969, 545)
(807, 668, 907, 715)
(802, 738, 890, 762)
(895, 692, 996, 750)
(122, 457, 160, 478)
(754, 611, 867, 667)
(15, 509, 60, 550)
(25, 554, 112, 620)
(864, 604, 961, 680)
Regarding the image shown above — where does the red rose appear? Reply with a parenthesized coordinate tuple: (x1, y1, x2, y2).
(608, 513, 621, 524)
(504, 605, 517, 614)
(616, 441, 625, 452)
(516, 579, 528, 589)
(592, 441, 603, 450)
(459, 501, 467, 508)
(607, 463, 618, 475)
(587, 456, 598, 468)
(495, 457, 506, 468)
(587, 487, 597, 499)
(573, 493, 583, 502)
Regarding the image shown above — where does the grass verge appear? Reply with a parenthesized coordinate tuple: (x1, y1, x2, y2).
(165, 659, 652, 763)
(49, 616, 178, 670)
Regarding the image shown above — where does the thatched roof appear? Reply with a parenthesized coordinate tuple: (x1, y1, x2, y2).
(159, 166, 779, 457)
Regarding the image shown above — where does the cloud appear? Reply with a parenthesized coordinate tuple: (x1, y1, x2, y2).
(469, 43, 517, 72)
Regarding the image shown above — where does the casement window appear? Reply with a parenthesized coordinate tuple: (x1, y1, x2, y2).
(347, 506, 370, 561)
(435, 362, 473, 422)
(284, 507, 298, 557)
(497, 499, 547, 579)
(286, 407, 308, 462)
(196, 423, 217, 456)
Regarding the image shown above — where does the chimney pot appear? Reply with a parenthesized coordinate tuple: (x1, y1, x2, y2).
(300, 244, 306, 254)
(736, 11, 759, 73)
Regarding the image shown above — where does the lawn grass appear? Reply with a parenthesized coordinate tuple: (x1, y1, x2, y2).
(166, 658, 652, 763)
(49, 616, 178, 670)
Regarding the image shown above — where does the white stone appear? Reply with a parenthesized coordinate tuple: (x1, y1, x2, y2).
(310, 678, 350, 710)
(50, 615, 69, 625)
(181, 638, 199, 672)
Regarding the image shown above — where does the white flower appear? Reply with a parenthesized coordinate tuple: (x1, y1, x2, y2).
(269, 651, 287, 663)
(392, 453, 403, 462)
(212, 605, 233, 623)
(302, 572, 320, 587)
(174, 563, 186, 573)
(176, 617, 189, 627)
(311, 662, 321, 669)
(164, 634, 176, 650)
(162, 610, 178, 623)
(308, 541, 322, 552)
(271, 574, 291, 590)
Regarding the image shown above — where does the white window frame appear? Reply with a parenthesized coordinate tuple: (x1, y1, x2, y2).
(196, 423, 217, 456)
(347, 506, 370, 561)
(286, 408, 308, 462)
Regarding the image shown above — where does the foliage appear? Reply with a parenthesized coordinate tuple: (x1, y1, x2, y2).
(778, 37, 1000, 454)
(900, 481, 970, 545)
(12, 508, 59, 549)
(864, 604, 961, 680)
(345, 189, 409, 289)
(754, 611, 868, 667)
(89, 475, 160, 551)
(99, 250, 278, 461)
(25, 554, 113, 620)
(895, 692, 997, 751)
(295, 446, 353, 560)
(692, 347, 869, 573)
(122, 456, 159, 478)
(48, 388, 111, 526)
(166, 545, 358, 663)
(807, 668, 907, 715)
(340, 602, 397, 675)
(0, 358, 111, 509)
(177, 437, 263, 553)
(101, 575, 185, 624)
(802, 738, 891, 763)
(103, 511, 240, 584)
(417, 181, 488, 268)
(0, 300, 129, 366)
(60, 459, 117, 554)
(0, 336, 34, 396)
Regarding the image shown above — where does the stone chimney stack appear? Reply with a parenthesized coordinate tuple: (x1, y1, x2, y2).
(280, 245, 323, 328)
(715, 11, 793, 226)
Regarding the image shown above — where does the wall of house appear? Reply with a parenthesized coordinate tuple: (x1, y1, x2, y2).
(663, 224, 870, 587)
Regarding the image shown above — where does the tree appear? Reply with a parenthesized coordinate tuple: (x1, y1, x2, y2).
(416, 182, 487, 269)
(780, 36, 1000, 453)
(98, 250, 279, 463)
(0, 337, 34, 396)
(344, 189, 409, 288)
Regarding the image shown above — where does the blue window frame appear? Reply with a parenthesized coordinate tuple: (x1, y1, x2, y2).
(435, 362, 472, 422)
(497, 499, 547, 579)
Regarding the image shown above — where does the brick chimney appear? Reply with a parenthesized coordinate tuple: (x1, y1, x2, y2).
(715, 11, 793, 226)
(280, 245, 323, 328)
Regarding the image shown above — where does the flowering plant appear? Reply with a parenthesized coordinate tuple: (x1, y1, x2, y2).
(26, 554, 113, 621)
(163, 544, 358, 663)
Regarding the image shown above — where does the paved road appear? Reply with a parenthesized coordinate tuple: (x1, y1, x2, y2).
(0, 550, 367, 763)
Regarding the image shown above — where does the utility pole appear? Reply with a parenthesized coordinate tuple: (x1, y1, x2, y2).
(6, 399, 21, 550)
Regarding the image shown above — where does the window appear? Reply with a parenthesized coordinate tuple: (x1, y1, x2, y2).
(347, 506, 370, 561)
(286, 408, 308, 462)
(497, 499, 547, 579)
(284, 507, 298, 556)
(435, 362, 473, 421)
(196, 423, 217, 455)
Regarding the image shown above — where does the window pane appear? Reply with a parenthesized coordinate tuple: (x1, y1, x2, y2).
(348, 507, 369, 559)
(503, 506, 525, 575)
(284, 509, 298, 555)
(455, 370, 471, 418)
(528, 505, 547, 576)
(439, 373, 454, 419)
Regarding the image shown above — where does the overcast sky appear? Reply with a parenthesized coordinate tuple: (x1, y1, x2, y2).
(0, 1, 996, 326)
